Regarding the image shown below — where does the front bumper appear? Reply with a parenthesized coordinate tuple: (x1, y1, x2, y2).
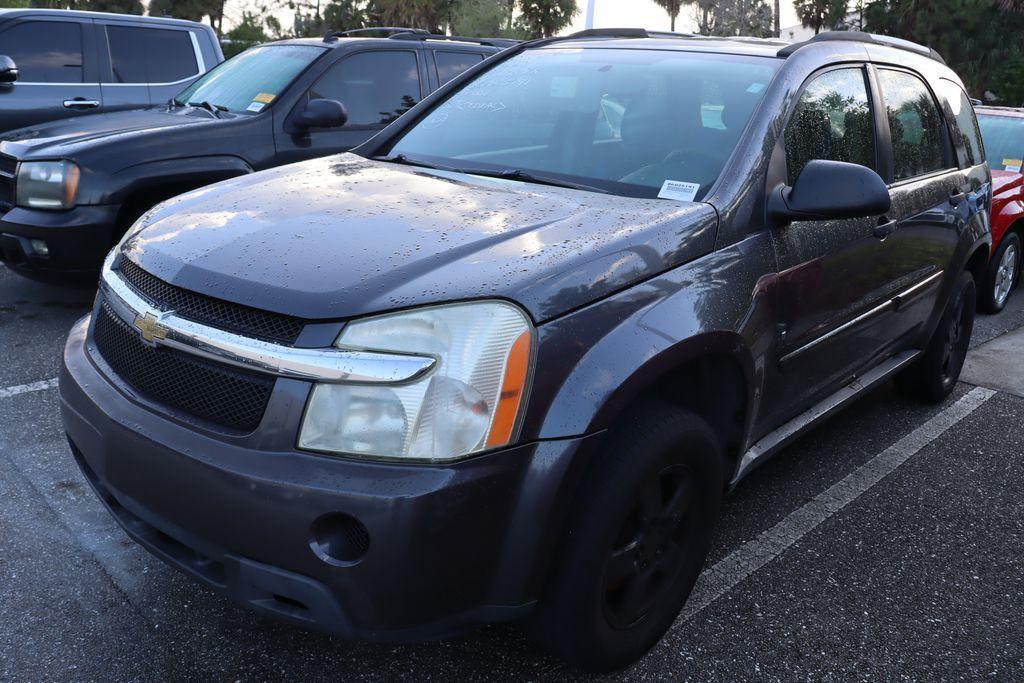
(60, 314, 598, 640)
(0, 204, 119, 280)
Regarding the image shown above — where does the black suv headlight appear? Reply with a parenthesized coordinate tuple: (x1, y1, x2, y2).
(16, 160, 80, 209)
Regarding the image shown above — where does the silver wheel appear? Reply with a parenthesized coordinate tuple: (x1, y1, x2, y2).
(993, 242, 1019, 308)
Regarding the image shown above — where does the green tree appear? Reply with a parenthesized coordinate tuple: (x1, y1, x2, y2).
(516, 0, 577, 38)
(365, 0, 456, 32)
(863, 0, 1024, 101)
(451, 0, 527, 37)
(793, 0, 847, 33)
(694, 0, 774, 36)
(149, 0, 223, 29)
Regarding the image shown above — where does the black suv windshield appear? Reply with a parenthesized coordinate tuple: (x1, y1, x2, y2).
(386, 47, 779, 199)
(977, 113, 1024, 173)
(174, 44, 325, 114)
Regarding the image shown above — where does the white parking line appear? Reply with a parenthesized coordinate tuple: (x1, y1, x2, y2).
(0, 377, 59, 399)
(675, 385, 997, 627)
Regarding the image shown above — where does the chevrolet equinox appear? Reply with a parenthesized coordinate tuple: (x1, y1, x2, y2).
(60, 29, 992, 672)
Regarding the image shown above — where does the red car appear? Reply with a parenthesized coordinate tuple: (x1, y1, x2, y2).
(976, 106, 1024, 311)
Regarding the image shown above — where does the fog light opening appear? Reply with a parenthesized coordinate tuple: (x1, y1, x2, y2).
(309, 512, 370, 566)
(29, 238, 49, 256)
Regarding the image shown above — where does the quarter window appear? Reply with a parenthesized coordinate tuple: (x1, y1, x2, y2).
(106, 26, 198, 84)
(434, 51, 483, 85)
(310, 51, 420, 126)
(785, 68, 875, 185)
(939, 80, 984, 167)
(878, 69, 947, 181)
(0, 21, 83, 83)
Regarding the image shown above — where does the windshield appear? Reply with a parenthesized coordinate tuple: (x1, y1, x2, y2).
(385, 48, 779, 199)
(174, 44, 325, 114)
(978, 113, 1024, 173)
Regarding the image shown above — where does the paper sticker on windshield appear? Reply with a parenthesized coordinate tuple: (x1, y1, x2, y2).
(746, 83, 766, 93)
(550, 76, 578, 99)
(1004, 158, 1023, 172)
(246, 102, 265, 112)
(253, 93, 275, 104)
(658, 180, 700, 202)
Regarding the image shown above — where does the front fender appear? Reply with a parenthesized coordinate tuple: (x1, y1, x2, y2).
(79, 155, 254, 205)
(524, 232, 778, 444)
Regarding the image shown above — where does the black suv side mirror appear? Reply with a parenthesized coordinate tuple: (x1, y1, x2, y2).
(294, 98, 348, 130)
(769, 159, 890, 224)
(0, 55, 18, 84)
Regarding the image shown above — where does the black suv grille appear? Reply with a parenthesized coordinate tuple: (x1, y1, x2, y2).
(93, 302, 275, 431)
(0, 154, 16, 210)
(117, 258, 304, 345)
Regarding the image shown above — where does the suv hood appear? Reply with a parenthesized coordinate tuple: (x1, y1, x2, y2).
(0, 107, 214, 159)
(122, 154, 718, 322)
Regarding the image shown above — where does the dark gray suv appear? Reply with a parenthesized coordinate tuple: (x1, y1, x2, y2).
(59, 29, 991, 672)
(0, 9, 222, 132)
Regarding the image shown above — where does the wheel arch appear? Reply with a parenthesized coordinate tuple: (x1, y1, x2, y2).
(106, 156, 254, 235)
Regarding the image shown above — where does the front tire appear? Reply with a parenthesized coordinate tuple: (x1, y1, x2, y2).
(896, 270, 976, 403)
(534, 403, 724, 673)
(980, 232, 1020, 313)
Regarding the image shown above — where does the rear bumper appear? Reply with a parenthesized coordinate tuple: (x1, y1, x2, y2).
(0, 204, 119, 279)
(60, 314, 598, 640)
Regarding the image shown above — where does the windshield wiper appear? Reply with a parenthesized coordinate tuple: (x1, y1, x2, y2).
(371, 154, 463, 173)
(373, 156, 609, 195)
(469, 168, 609, 194)
(187, 100, 227, 117)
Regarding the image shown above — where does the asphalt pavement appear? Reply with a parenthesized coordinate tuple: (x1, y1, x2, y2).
(1, 262, 1023, 681)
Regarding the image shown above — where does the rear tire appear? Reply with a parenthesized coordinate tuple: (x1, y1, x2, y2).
(896, 271, 975, 403)
(980, 232, 1020, 313)
(533, 403, 724, 673)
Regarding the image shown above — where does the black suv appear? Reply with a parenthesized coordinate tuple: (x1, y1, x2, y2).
(60, 30, 991, 671)
(0, 28, 509, 281)
(0, 9, 222, 132)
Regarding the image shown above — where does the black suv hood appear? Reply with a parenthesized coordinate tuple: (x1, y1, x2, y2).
(0, 107, 215, 159)
(122, 154, 718, 322)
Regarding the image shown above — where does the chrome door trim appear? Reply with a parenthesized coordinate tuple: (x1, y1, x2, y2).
(99, 254, 436, 384)
(780, 270, 944, 365)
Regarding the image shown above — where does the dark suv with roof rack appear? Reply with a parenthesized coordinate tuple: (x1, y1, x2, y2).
(0, 28, 510, 281)
(60, 29, 990, 671)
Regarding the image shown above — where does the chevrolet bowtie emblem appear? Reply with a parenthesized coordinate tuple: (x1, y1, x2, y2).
(133, 311, 168, 343)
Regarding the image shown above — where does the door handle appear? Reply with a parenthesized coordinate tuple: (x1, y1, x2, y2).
(948, 191, 967, 204)
(63, 98, 99, 109)
(873, 218, 898, 240)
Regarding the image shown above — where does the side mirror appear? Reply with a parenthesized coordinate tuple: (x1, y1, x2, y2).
(0, 55, 18, 84)
(294, 98, 347, 130)
(769, 159, 890, 224)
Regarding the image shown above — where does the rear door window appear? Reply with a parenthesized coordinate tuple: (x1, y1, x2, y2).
(434, 51, 483, 85)
(106, 25, 198, 84)
(785, 67, 876, 185)
(877, 69, 948, 181)
(309, 51, 421, 126)
(0, 21, 84, 83)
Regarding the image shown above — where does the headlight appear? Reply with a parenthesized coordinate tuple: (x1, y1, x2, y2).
(16, 160, 80, 209)
(299, 301, 534, 462)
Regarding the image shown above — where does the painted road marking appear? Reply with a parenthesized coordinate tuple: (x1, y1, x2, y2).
(0, 377, 58, 399)
(675, 386, 997, 627)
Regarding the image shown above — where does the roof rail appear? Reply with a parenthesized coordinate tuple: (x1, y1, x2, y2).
(388, 31, 520, 48)
(777, 31, 946, 65)
(566, 28, 699, 40)
(323, 27, 427, 42)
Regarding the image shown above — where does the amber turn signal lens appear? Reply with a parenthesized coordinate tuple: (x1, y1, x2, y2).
(486, 329, 532, 448)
